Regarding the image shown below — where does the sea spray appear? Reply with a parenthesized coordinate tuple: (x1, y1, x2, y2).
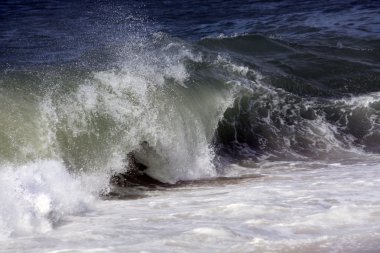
(0, 160, 93, 238)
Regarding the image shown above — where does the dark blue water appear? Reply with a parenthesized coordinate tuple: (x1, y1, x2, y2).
(1, 0, 379, 65)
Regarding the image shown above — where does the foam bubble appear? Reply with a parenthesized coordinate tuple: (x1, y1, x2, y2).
(0, 160, 93, 239)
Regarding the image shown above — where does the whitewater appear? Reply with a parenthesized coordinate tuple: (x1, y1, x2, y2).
(1, 161, 379, 252)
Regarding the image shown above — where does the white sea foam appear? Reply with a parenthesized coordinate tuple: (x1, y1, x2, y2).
(1, 161, 379, 252)
(0, 160, 93, 239)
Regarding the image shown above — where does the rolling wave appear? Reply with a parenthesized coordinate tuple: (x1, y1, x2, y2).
(0, 32, 379, 237)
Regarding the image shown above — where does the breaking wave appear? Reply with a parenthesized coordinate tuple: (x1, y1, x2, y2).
(0, 32, 379, 237)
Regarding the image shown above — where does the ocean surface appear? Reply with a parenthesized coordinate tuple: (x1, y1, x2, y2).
(0, 1, 380, 252)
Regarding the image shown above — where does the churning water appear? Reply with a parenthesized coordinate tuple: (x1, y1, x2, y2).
(0, 1, 379, 252)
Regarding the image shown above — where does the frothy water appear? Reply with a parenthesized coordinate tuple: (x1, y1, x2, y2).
(0, 160, 93, 239)
(1, 161, 379, 252)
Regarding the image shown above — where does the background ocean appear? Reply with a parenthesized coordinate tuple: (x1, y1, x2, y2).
(0, 1, 380, 252)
